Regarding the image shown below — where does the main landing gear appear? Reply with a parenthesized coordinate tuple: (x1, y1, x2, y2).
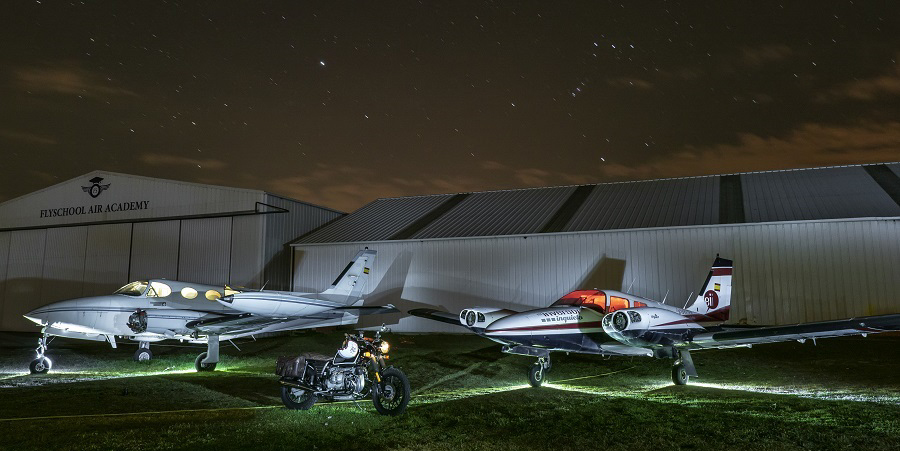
(194, 335, 219, 372)
(528, 356, 551, 388)
(671, 349, 698, 385)
(29, 331, 52, 374)
(133, 341, 153, 362)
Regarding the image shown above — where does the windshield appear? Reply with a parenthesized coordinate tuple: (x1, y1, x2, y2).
(114, 281, 148, 297)
(551, 290, 604, 307)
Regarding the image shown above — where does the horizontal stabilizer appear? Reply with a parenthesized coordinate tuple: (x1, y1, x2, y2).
(333, 304, 398, 316)
(409, 308, 465, 326)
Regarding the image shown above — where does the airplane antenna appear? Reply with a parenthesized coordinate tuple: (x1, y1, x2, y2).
(662, 289, 669, 304)
(626, 278, 636, 294)
(682, 291, 694, 309)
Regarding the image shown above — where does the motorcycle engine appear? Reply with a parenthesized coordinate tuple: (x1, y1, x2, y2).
(325, 367, 365, 394)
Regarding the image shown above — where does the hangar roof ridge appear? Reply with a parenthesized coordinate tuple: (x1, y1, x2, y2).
(294, 162, 900, 244)
(0, 169, 267, 208)
(363, 161, 900, 203)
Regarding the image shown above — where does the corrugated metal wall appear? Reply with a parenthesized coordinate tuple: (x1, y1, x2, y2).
(41, 227, 87, 303)
(83, 224, 132, 295)
(231, 215, 265, 289)
(130, 221, 180, 281)
(292, 218, 900, 332)
(178, 218, 233, 287)
(2, 230, 47, 331)
(263, 195, 344, 290)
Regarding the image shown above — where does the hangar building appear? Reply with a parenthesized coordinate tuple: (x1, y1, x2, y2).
(290, 163, 900, 333)
(0, 170, 343, 332)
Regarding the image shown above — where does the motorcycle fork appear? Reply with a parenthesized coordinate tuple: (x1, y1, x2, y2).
(370, 356, 382, 383)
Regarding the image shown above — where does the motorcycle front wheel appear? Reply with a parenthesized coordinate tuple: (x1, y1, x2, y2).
(372, 368, 410, 416)
(281, 385, 317, 410)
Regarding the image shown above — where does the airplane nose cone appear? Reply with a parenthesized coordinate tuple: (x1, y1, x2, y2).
(23, 308, 47, 325)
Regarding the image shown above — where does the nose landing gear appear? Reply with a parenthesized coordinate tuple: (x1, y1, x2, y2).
(528, 356, 551, 388)
(29, 332, 52, 374)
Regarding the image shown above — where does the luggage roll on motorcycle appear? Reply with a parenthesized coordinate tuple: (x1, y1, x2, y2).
(275, 325, 411, 415)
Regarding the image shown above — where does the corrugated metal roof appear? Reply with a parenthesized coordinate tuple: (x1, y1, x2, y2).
(889, 163, 900, 178)
(293, 163, 900, 244)
(297, 195, 453, 243)
(566, 176, 719, 231)
(411, 186, 575, 238)
(741, 166, 900, 222)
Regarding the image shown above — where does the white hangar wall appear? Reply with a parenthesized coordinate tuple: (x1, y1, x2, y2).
(0, 170, 344, 332)
(291, 218, 900, 333)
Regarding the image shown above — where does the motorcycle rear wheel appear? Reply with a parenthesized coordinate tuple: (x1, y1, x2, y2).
(372, 368, 410, 416)
(281, 385, 317, 410)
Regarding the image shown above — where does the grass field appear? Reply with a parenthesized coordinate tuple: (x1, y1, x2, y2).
(1, 331, 899, 451)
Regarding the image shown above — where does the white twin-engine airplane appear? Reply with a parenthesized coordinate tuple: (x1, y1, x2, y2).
(412, 256, 900, 387)
(22, 250, 393, 374)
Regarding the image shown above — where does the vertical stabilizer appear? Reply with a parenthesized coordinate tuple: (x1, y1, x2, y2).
(685, 256, 732, 321)
(320, 249, 377, 305)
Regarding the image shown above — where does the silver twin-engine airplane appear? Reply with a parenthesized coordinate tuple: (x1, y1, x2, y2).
(412, 256, 900, 387)
(23, 250, 393, 374)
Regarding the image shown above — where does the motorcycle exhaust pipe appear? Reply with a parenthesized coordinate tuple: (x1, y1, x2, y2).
(278, 379, 315, 391)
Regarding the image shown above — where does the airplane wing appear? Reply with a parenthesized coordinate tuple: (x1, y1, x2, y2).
(187, 305, 399, 337)
(688, 313, 900, 349)
(408, 308, 464, 326)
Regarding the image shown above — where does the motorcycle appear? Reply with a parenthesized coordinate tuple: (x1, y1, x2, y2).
(275, 325, 411, 415)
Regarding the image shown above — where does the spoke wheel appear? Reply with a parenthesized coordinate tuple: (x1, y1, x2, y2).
(373, 368, 410, 416)
(280, 385, 317, 410)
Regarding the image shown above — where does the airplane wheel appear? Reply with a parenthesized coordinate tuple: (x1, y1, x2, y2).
(528, 363, 545, 388)
(133, 348, 153, 362)
(194, 352, 217, 372)
(672, 363, 689, 385)
(29, 357, 51, 374)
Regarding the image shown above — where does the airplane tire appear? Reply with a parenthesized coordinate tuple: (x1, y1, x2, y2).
(672, 363, 689, 385)
(528, 363, 545, 388)
(194, 352, 217, 372)
(29, 357, 51, 374)
(281, 385, 317, 410)
(133, 348, 153, 362)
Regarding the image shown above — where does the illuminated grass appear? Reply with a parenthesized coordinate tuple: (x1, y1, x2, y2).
(0, 332, 899, 450)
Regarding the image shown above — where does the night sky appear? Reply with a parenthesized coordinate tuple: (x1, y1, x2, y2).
(2, 1, 898, 212)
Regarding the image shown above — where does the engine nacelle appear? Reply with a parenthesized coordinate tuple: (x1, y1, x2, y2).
(459, 307, 516, 328)
(602, 307, 704, 347)
(218, 292, 328, 317)
(127, 309, 148, 333)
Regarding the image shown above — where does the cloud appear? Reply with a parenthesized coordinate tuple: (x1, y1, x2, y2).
(740, 45, 793, 67)
(0, 129, 56, 145)
(479, 161, 594, 187)
(266, 164, 493, 212)
(139, 153, 227, 169)
(817, 60, 900, 102)
(14, 63, 137, 98)
(596, 121, 900, 180)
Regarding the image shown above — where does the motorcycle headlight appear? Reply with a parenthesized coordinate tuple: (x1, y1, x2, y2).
(379, 341, 390, 354)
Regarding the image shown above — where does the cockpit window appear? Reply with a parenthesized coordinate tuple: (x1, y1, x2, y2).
(551, 290, 603, 307)
(147, 281, 172, 298)
(114, 281, 148, 297)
